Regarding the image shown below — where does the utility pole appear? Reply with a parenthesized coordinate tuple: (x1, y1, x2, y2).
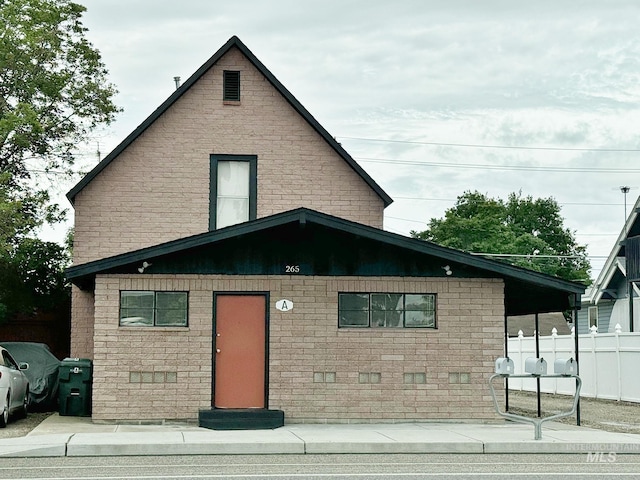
(621, 186, 634, 332)
(621, 186, 630, 225)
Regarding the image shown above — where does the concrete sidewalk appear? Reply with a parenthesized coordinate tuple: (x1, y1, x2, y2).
(1, 414, 639, 457)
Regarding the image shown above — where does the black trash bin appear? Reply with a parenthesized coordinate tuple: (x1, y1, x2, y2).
(58, 358, 92, 416)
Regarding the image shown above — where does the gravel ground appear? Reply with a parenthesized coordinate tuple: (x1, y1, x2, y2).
(0, 393, 638, 438)
(507, 390, 640, 434)
(0, 411, 53, 439)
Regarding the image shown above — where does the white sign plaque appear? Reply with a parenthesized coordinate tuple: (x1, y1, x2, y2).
(275, 299, 293, 312)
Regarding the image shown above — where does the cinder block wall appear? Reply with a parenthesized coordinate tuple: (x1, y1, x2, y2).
(91, 274, 504, 422)
(70, 286, 95, 359)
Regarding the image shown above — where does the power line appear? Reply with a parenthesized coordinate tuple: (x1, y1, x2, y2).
(576, 233, 619, 236)
(390, 196, 627, 207)
(357, 157, 640, 173)
(382, 224, 610, 262)
(385, 216, 427, 226)
(339, 136, 640, 153)
(387, 216, 619, 238)
(469, 252, 603, 259)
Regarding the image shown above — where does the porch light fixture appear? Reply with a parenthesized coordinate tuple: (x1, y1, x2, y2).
(137, 261, 152, 274)
(442, 265, 453, 276)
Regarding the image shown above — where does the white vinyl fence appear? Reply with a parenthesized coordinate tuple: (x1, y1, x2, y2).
(507, 325, 640, 403)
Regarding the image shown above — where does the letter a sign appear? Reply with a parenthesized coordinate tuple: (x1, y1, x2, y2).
(275, 299, 293, 312)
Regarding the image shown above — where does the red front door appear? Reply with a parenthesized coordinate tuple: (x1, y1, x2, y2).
(214, 295, 266, 408)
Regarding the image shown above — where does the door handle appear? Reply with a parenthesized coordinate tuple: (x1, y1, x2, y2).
(216, 349, 221, 353)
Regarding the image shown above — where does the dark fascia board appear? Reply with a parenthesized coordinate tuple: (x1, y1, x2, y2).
(66, 36, 393, 208)
(66, 207, 585, 295)
(65, 209, 308, 280)
(306, 211, 585, 294)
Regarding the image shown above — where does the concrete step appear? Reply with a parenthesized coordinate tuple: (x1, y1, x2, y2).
(198, 408, 285, 430)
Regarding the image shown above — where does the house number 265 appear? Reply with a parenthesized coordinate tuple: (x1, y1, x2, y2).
(285, 265, 300, 273)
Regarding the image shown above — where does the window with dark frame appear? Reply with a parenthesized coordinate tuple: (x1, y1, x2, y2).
(209, 154, 257, 230)
(120, 291, 188, 327)
(338, 293, 436, 328)
(223, 70, 240, 101)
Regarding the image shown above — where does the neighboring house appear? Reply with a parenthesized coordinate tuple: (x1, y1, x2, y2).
(579, 195, 640, 334)
(66, 36, 585, 426)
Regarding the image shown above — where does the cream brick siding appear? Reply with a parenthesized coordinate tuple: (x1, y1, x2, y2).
(70, 286, 95, 358)
(70, 41, 510, 424)
(71, 46, 385, 362)
(91, 274, 503, 422)
(72, 46, 384, 267)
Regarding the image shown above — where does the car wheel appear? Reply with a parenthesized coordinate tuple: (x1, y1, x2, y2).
(18, 387, 29, 419)
(0, 395, 8, 428)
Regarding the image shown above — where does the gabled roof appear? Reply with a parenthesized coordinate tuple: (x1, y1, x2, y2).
(66, 36, 392, 207)
(584, 194, 640, 304)
(66, 208, 585, 316)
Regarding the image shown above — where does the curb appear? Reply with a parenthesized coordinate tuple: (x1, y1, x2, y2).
(2, 421, 640, 458)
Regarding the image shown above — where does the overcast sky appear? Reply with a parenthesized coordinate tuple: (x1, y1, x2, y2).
(46, 0, 640, 281)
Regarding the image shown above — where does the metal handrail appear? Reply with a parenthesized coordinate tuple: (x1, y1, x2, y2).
(488, 373, 582, 440)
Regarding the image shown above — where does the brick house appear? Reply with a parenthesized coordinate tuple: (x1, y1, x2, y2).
(66, 36, 584, 426)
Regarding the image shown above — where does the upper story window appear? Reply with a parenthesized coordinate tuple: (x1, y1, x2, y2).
(223, 70, 240, 101)
(210, 154, 257, 230)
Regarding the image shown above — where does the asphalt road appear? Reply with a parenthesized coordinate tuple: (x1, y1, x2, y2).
(0, 454, 639, 480)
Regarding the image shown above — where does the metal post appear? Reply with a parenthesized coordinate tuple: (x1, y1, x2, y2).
(573, 293, 581, 426)
(489, 373, 582, 440)
(621, 186, 633, 333)
(504, 312, 509, 411)
(535, 312, 541, 417)
(630, 282, 635, 333)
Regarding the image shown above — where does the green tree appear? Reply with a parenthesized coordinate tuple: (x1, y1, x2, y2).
(0, 0, 119, 322)
(1, 0, 120, 179)
(0, 238, 70, 319)
(0, 173, 68, 322)
(0, 173, 62, 246)
(411, 191, 591, 284)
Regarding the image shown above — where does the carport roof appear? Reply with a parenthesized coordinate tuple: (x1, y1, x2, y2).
(66, 208, 585, 316)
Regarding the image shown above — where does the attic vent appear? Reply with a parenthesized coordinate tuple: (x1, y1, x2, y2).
(223, 70, 240, 101)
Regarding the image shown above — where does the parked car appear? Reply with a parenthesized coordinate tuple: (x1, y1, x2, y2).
(0, 343, 60, 411)
(0, 346, 29, 427)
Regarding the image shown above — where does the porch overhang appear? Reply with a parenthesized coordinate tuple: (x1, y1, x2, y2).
(66, 208, 585, 316)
